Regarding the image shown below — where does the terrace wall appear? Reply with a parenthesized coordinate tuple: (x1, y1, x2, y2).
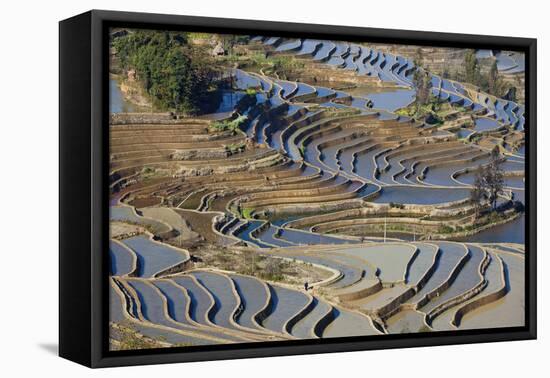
(337, 281, 383, 302)
(452, 256, 509, 327)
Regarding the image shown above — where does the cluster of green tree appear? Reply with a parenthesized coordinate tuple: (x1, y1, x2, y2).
(113, 30, 219, 114)
(219, 34, 250, 55)
(443, 51, 517, 101)
(407, 49, 442, 121)
(400, 65, 443, 123)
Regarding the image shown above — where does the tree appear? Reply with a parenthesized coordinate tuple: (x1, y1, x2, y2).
(413, 69, 432, 108)
(485, 147, 505, 210)
(487, 60, 502, 96)
(463, 51, 509, 97)
(414, 47, 424, 68)
(464, 50, 481, 87)
(442, 62, 450, 79)
(470, 173, 486, 220)
(470, 147, 505, 213)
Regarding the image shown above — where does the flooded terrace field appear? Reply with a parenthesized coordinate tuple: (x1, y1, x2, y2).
(107, 31, 527, 349)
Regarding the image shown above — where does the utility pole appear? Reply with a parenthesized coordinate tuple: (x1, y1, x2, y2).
(384, 216, 387, 243)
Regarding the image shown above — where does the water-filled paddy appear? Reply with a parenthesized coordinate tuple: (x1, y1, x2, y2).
(297, 39, 321, 56)
(456, 129, 474, 139)
(408, 242, 468, 305)
(202, 90, 247, 120)
(261, 285, 309, 333)
(278, 228, 356, 245)
(190, 271, 240, 330)
(352, 284, 410, 311)
(386, 309, 427, 334)
(421, 245, 485, 313)
(291, 297, 331, 338)
(276, 39, 301, 52)
(313, 42, 335, 61)
(459, 253, 524, 329)
(234, 221, 273, 248)
(122, 235, 189, 278)
(294, 82, 315, 97)
(323, 308, 379, 337)
(110, 240, 135, 276)
(289, 254, 362, 289)
(152, 280, 192, 325)
(455, 159, 524, 187)
(110, 206, 170, 234)
(475, 117, 501, 132)
(430, 251, 504, 331)
(454, 214, 525, 244)
(232, 69, 261, 89)
(108, 35, 527, 342)
(423, 156, 491, 187)
(231, 274, 269, 330)
(339, 243, 417, 283)
(406, 243, 439, 286)
(257, 225, 296, 247)
(127, 279, 174, 326)
(371, 186, 469, 205)
(172, 276, 213, 324)
(111, 282, 214, 345)
(367, 89, 416, 112)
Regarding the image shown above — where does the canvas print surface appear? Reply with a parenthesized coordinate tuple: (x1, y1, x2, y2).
(108, 29, 526, 351)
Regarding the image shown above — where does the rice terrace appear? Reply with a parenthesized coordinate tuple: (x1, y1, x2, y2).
(108, 29, 526, 350)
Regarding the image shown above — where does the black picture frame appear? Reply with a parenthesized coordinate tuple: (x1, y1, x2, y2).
(59, 9, 537, 368)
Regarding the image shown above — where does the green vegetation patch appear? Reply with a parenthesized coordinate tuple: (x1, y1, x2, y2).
(210, 114, 248, 132)
(241, 207, 254, 219)
(113, 30, 219, 114)
(225, 142, 246, 154)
